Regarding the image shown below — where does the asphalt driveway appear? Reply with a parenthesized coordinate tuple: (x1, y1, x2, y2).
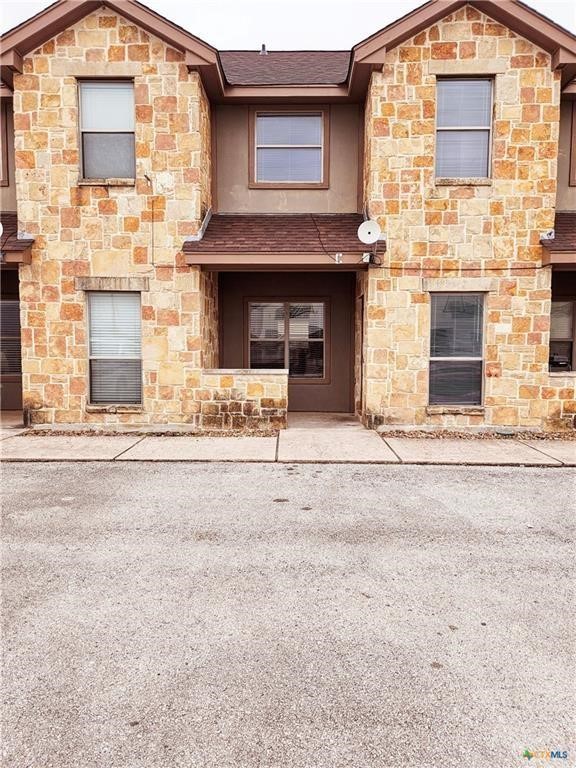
(2, 462, 575, 768)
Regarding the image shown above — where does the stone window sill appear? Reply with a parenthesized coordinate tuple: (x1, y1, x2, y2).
(203, 368, 289, 375)
(86, 405, 143, 414)
(549, 371, 576, 378)
(426, 406, 485, 416)
(78, 178, 136, 187)
(435, 177, 492, 187)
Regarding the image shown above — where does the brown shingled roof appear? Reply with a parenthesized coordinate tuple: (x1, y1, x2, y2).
(542, 212, 576, 252)
(219, 51, 351, 85)
(0, 211, 34, 255)
(183, 214, 365, 255)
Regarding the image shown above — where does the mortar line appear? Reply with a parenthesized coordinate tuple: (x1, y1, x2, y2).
(112, 435, 148, 461)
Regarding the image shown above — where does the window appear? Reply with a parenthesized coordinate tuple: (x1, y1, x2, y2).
(0, 101, 9, 187)
(79, 81, 135, 179)
(436, 79, 492, 178)
(429, 293, 484, 405)
(88, 292, 142, 404)
(570, 102, 576, 187)
(0, 300, 21, 376)
(250, 110, 328, 187)
(549, 301, 575, 372)
(248, 301, 325, 378)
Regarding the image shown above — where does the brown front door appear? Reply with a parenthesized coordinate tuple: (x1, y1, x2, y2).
(220, 272, 354, 412)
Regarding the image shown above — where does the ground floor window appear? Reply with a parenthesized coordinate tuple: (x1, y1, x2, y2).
(88, 292, 142, 404)
(248, 301, 325, 379)
(0, 299, 22, 377)
(429, 293, 484, 405)
(549, 301, 575, 372)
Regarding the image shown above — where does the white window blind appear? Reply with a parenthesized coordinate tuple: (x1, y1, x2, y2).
(255, 114, 323, 183)
(79, 81, 135, 179)
(429, 293, 484, 405)
(88, 292, 142, 404)
(436, 79, 492, 178)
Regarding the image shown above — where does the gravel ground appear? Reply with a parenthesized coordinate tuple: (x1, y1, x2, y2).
(2, 462, 575, 768)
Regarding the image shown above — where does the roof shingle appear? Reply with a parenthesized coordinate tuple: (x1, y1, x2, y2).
(183, 214, 366, 254)
(0, 212, 34, 253)
(542, 212, 576, 252)
(219, 50, 351, 85)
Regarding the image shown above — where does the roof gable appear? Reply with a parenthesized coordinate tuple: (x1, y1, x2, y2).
(1, 0, 575, 98)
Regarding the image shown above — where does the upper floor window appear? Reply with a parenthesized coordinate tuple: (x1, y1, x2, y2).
(436, 79, 492, 179)
(250, 110, 329, 188)
(79, 81, 135, 180)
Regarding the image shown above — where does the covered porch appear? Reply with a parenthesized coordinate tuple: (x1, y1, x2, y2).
(186, 213, 371, 426)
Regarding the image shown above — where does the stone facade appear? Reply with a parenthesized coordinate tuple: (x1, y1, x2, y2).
(14, 8, 219, 427)
(200, 370, 288, 430)
(362, 5, 575, 429)
(7, 2, 576, 431)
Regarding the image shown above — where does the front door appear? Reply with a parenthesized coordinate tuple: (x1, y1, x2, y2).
(220, 271, 354, 412)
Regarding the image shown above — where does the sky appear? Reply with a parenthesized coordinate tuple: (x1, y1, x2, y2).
(1, 0, 575, 49)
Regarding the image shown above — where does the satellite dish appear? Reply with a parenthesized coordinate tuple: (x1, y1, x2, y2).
(357, 219, 381, 245)
(0, 222, 3, 238)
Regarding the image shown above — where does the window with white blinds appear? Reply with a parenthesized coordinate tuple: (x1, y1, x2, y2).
(79, 81, 135, 179)
(436, 79, 492, 178)
(549, 301, 575, 372)
(248, 301, 325, 378)
(429, 293, 484, 405)
(0, 300, 22, 376)
(254, 113, 324, 184)
(88, 292, 142, 404)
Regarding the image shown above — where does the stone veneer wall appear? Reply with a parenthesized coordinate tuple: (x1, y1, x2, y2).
(362, 5, 575, 429)
(200, 370, 288, 430)
(14, 8, 218, 426)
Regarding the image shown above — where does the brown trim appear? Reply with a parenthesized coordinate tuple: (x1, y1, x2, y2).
(0, 100, 8, 186)
(541, 250, 576, 266)
(248, 106, 330, 189)
(570, 101, 576, 187)
(1, 248, 32, 264)
(186, 251, 366, 267)
(243, 297, 331, 385)
(356, 102, 364, 214)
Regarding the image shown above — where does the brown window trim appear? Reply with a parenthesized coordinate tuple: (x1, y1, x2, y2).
(248, 106, 330, 190)
(244, 297, 331, 385)
(570, 101, 576, 187)
(0, 101, 9, 187)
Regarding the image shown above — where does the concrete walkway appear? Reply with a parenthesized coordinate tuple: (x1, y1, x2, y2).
(0, 412, 574, 465)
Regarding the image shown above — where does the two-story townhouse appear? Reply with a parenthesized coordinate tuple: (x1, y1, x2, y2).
(0, 0, 575, 431)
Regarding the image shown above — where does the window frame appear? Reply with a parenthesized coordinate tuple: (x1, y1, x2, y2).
(244, 297, 330, 384)
(78, 79, 136, 182)
(569, 101, 576, 187)
(428, 292, 485, 406)
(435, 77, 494, 181)
(87, 291, 143, 406)
(248, 106, 330, 189)
(0, 100, 9, 187)
(549, 299, 576, 372)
